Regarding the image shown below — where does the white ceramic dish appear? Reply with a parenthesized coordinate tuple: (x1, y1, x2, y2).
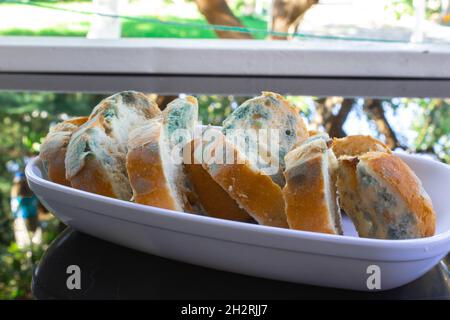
(26, 153, 450, 291)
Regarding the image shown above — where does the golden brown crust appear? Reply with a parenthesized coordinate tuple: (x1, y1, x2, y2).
(201, 131, 288, 228)
(361, 152, 436, 237)
(40, 117, 88, 186)
(283, 138, 341, 235)
(127, 146, 180, 211)
(332, 135, 391, 158)
(284, 155, 337, 234)
(210, 164, 287, 227)
(69, 156, 116, 198)
(65, 114, 131, 200)
(64, 116, 89, 127)
(336, 158, 369, 235)
(65, 92, 163, 200)
(337, 152, 436, 239)
(47, 147, 70, 186)
(126, 122, 181, 211)
(337, 158, 359, 192)
(308, 130, 319, 137)
(184, 140, 252, 222)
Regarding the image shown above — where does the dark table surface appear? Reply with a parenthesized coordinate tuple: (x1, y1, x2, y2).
(32, 228, 450, 300)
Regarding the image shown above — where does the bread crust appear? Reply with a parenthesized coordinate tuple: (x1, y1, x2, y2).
(184, 140, 252, 222)
(338, 152, 436, 239)
(65, 116, 90, 127)
(283, 138, 342, 234)
(127, 121, 182, 211)
(284, 155, 334, 233)
(40, 116, 88, 186)
(69, 155, 117, 198)
(65, 91, 161, 200)
(200, 130, 288, 228)
(361, 152, 435, 237)
(46, 147, 70, 186)
(333, 135, 391, 158)
(126, 95, 199, 212)
(65, 114, 131, 199)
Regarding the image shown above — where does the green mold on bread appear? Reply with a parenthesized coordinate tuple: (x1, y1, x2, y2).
(65, 91, 161, 200)
(222, 91, 308, 185)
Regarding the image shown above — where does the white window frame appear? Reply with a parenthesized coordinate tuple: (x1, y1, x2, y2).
(0, 37, 449, 97)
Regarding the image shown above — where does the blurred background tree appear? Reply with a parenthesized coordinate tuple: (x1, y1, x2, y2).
(0, 92, 106, 299)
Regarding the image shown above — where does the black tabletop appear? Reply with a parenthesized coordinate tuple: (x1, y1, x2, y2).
(32, 228, 450, 300)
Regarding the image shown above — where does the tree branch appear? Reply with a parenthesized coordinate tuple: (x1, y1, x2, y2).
(328, 99, 354, 138)
(195, 0, 253, 39)
(155, 95, 177, 111)
(363, 99, 400, 149)
(313, 97, 354, 138)
(270, 0, 317, 40)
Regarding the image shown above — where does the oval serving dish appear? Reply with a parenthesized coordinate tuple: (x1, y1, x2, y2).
(26, 153, 450, 291)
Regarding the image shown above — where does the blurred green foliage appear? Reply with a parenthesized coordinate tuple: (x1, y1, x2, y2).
(0, 10, 267, 39)
(412, 99, 450, 162)
(387, 0, 444, 20)
(0, 92, 106, 299)
(0, 218, 60, 299)
(123, 15, 267, 39)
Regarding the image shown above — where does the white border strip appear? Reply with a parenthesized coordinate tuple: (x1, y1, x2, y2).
(0, 37, 450, 78)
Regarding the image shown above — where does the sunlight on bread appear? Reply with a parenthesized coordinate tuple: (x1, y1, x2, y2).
(39, 91, 437, 240)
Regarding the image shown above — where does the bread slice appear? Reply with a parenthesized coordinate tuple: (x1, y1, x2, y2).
(337, 151, 436, 239)
(126, 96, 198, 211)
(88, 91, 161, 150)
(333, 135, 391, 158)
(65, 91, 161, 200)
(198, 127, 288, 228)
(162, 96, 198, 150)
(283, 134, 343, 234)
(184, 138, 253, 222)
(40, 117, 88, 186)
(222, 91, 308, 185)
